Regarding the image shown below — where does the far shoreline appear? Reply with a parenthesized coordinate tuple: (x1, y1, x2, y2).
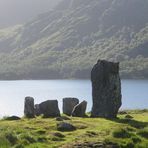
(0, 78, 148, 81)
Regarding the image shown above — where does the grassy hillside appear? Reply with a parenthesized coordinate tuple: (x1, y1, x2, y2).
(0, 0, 148, 79)
(0, 110, 148, 148)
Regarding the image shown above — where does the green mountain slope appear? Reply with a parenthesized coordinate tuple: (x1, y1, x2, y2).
(0, 0, 148, 79)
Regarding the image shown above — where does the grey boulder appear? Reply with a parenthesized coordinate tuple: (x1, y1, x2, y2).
(39, 100, 60, 118)
(57, 122, 76, 131)
(72, 100, 87, 117)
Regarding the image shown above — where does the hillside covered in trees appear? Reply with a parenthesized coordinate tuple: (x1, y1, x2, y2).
(0, 0, 148, 79)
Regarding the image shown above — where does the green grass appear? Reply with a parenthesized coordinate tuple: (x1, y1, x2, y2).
(0, 110, 147, 148)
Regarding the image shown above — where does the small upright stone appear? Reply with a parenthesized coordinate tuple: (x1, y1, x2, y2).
(72, 101, 87, 117)
(39, 100, 60, 118)
(63, 98, 79, 116)
(34, 104, 41, 116)
(91, 60, 122, 118)
(24, 97, 35, 118)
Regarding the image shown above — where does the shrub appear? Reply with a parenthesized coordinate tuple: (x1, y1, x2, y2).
(131, 136, 141, 143)
(125, 142, 135, 148)
(51, 137, 64, 141)
(14, 144, 24, 148)
(137, 130, 148, 138)
(112, 129, 131, 138)
(5, 132, 17, 145)
(52, 132, 65, 138)
(104, 138, 120, 148)
(20, 134, 36, 143)
(35, 129, 46, 134)
(0, 135, 10, 147)
(37, 136, 47, 142)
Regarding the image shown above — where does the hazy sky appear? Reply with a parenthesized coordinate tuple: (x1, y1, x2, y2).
(0, 0, 61, 28)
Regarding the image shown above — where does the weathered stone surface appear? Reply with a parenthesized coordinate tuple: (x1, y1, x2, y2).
(63, 98, 79, 116)
(72, 101, 87, 117)
(91, 60, 122, 118)
(24, 97, 35, 118)
(34, 104, 41, 116)
(39, 100, 60, 117)
(57, 122, 76, 131)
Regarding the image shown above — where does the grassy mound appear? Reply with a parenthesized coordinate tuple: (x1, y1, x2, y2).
(0, 110, 147, 148)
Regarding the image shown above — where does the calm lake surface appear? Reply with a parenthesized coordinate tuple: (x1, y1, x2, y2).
(0, 80, 148, 117)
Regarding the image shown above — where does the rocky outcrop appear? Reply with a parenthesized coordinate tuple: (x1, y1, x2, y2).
(24, 97, 35, 118)
(72, 101, 87, 117)
(39, 100, 60, 117)
(91, 60, 122, 118)
(63, 98, 79, 116)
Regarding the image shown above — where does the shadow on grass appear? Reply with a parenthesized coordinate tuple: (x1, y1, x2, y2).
(110, 118, 148, 129)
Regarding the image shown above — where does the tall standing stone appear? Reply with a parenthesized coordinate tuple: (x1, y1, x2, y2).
(39, 100, 60, 117)
(91, 60, 122, 118)
(24, 97, 35, 118)
(63, 98, 79, 116)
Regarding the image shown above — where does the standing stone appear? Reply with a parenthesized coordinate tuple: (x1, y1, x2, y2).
(91, 60, 122, 118)
(34, 104, 41, 116)
(72, 101, 87, 117)
(63, 98, 79, 116)
(24, 97, 35, 118)
(39, 100, 60, 117)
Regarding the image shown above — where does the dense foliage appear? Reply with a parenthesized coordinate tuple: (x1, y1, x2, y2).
(0, 0, 148, 79)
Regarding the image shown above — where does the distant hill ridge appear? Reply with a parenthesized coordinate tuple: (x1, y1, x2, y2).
(0, 0, 148, 79)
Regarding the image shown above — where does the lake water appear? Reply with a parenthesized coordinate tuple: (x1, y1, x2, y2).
(0, 80, 148, 117)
